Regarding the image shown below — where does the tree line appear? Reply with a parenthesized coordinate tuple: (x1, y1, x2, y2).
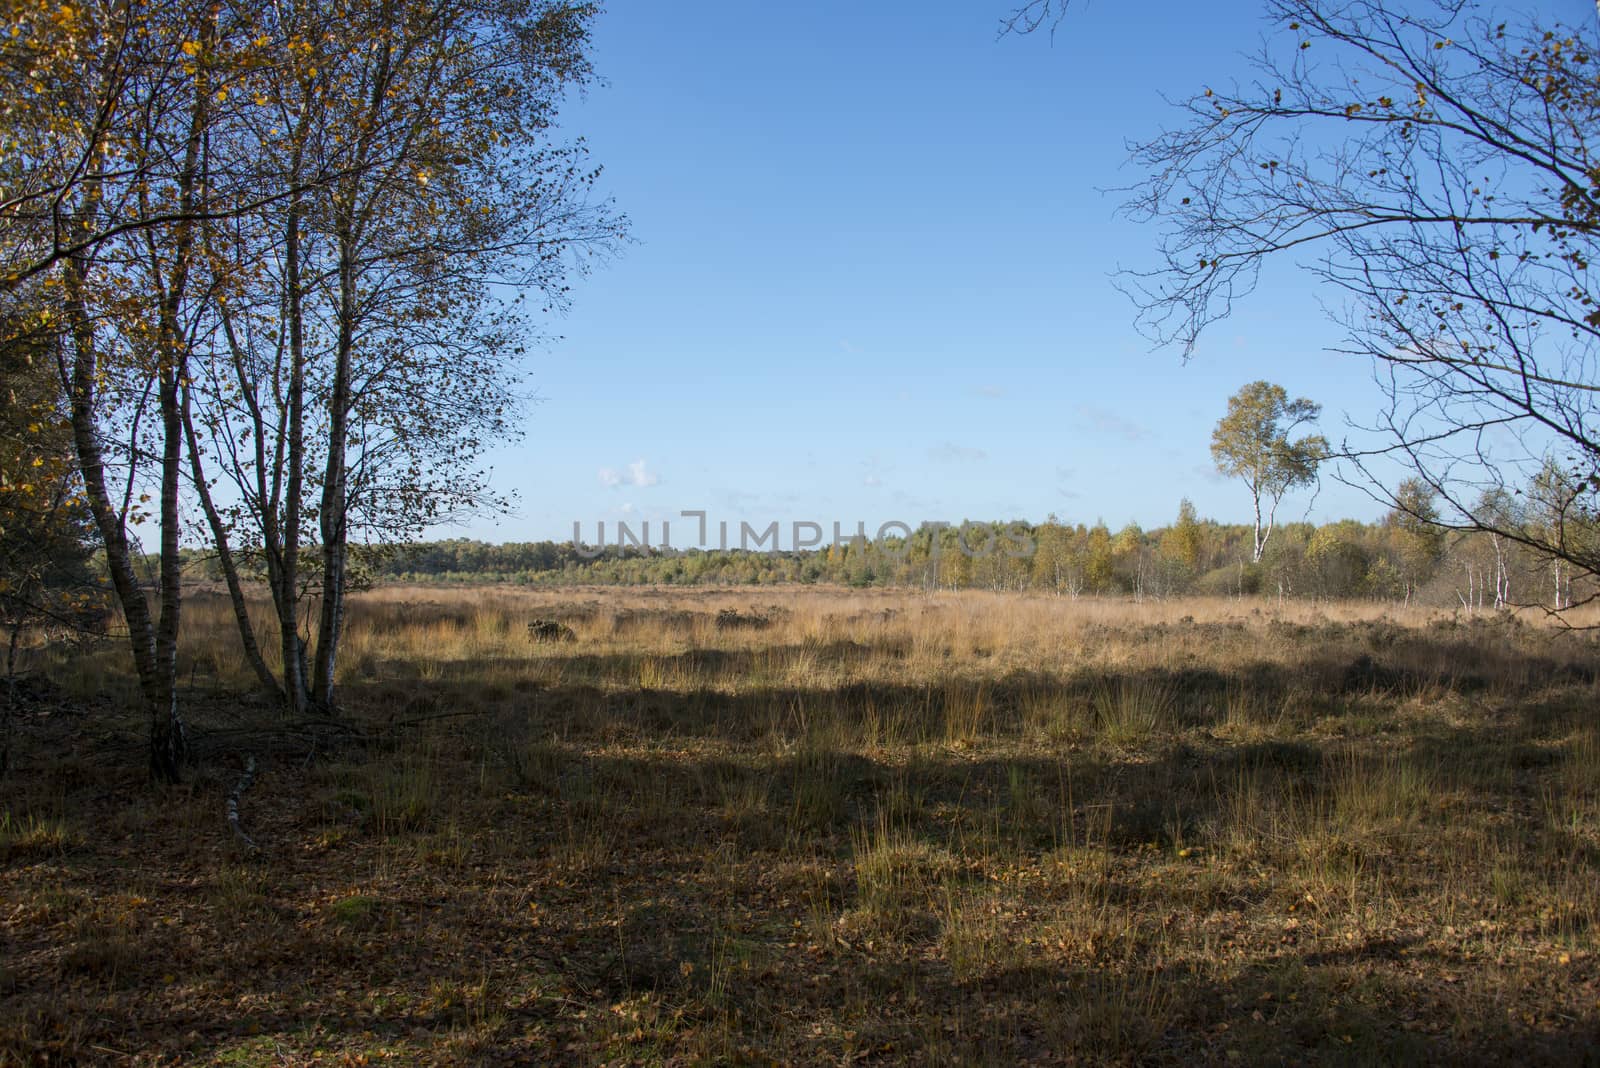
(230, 497, 1574, 610)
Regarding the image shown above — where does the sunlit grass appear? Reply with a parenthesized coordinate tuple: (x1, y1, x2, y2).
(2, 586, 1598, 1063)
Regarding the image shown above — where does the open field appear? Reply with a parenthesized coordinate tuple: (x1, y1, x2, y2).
(4, 586, 1600, 1064)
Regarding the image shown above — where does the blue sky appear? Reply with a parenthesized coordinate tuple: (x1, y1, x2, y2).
(452, 0, 1414, 546)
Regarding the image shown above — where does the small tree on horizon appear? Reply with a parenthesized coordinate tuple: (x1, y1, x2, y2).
(1386, 478, 1445, 604)
(1157, 498, 1204, 592)
(1211, 381, 1328, 563)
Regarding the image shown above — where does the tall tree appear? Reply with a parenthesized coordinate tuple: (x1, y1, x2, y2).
(1160, 498, 1203, 572)
(22, 0, 247, 779)
(184, 0, 622, 714)
(1212, 381, 1328, 562)
(1084, 521, 1114, 593)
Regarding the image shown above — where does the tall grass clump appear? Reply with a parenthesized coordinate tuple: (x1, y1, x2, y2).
(942, 680, 989, 747)
(1330, 749, 1435, 833)
(843, 809, 956, 939)
(1091, 676, 1175, 745)
(361, 755, 440, 836)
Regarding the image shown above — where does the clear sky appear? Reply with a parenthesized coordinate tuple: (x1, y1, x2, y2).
(449, 0, 1420, 547)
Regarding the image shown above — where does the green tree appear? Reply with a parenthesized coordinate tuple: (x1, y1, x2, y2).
(1386, 478, 1444, 604)
(1031, 519, 1070, 593)
(1084, 522, 1114, 593)
(1527, 461, 1594, 610)
(1211, 382, 1327, 563)
(1157, 498, 1203, 591)
(1112, 522, 1146, 597)
(1305, 521, 1370, 600)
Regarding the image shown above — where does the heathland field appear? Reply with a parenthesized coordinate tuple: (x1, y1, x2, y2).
(4, 587, 1600, 1064)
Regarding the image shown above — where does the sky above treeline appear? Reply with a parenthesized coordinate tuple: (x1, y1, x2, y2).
(449, 0, 1477, 548)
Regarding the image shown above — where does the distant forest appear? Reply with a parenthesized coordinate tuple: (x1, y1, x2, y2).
(177, 503, 1581, 610)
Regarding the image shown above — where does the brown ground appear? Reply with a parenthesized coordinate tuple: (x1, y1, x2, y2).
(2, 587, 1599, 1065)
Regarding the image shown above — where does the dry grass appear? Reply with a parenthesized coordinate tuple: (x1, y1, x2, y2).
(2, 585, 1599, 1064)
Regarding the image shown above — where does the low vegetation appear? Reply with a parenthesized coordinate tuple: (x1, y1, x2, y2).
(3, 587, 1598, 1064)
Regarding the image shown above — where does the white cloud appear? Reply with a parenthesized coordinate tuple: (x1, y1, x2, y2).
(928, 441, 988, 464)
(971, 385, 1005, 399)
(598, 459, 660, 489)
(628, 459, 659, 487)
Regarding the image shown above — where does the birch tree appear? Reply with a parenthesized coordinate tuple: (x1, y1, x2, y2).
(1211, 381, 1328, 562)
(184, 0, 622, 714)
(8, 0, 254, 779)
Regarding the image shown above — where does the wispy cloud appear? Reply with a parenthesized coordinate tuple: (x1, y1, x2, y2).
(718, 488, 764, 510)
(891, 489, 938, 511)
(971, 384, 1005, 399)
(598, 459, 660, 489)
(1074, 405, 1148, 443)
(928, 441, 988, 464)
(860, 455, 889, 490)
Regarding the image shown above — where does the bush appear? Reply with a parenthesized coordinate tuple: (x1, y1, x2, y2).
(1194, 563, 1258, 597)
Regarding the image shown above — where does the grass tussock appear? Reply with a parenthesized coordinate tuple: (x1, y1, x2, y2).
(0, 810, 77, 861)
(1092, 675, 1177, 745)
